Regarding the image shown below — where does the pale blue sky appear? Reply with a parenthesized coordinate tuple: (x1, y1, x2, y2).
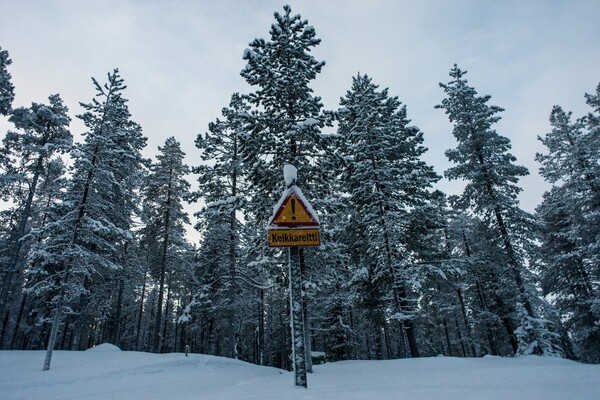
(1, 0, 598, 222)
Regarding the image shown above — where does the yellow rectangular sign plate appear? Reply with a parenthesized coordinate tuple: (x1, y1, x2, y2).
(268, 228, 321, 248)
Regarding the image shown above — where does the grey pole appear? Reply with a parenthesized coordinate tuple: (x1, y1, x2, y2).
(289, 246, 307, 387)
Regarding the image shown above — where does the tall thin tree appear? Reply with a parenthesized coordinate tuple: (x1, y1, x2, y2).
(337, 73, 439, 358)
(26, 70, 146, 370)
(142, 137, 190, 353)
(437, 65, 559, 356)
(0, 94, 72, 319)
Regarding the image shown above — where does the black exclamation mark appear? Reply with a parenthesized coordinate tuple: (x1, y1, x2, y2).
(291, 198, 296, 220)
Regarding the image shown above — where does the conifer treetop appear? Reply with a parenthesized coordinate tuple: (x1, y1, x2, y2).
(0, 46, 15, 115)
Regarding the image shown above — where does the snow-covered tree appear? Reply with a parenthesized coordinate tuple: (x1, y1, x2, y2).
(514, 302, 563, 357)
(536, 85, 600, 362)
(436, 65, 557, 356)
(446, 210, 519, 356)
(141, 137, 190, 353)
(0, 94, 72, 319)
(240, 4, 329, 222)
(189, 93, 249, 359)
(0, 157, 68, 349)
(238, 5, 333, 370)
(25, 70, 146, 369)
(337, 74, 439, 358)
(0, 46, 14, 115)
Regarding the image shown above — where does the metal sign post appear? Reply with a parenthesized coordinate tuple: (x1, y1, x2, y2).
(288, 246, 307, 387)
(267, 165, 320, 388)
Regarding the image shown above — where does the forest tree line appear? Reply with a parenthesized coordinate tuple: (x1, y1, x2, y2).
(0, 6, 598, 368)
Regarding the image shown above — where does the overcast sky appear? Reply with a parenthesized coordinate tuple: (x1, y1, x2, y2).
(1, 0, 599, 228)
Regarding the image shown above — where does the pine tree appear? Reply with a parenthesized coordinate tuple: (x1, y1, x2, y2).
(0, 94, 72, 320)
(25, 69, 146, 369)
(239, 5, 332, 370)
(337, 74, 439, 358)
(536, 85, 600, 362)
(0, 46, 14, 115)
(183, 210, 232, 356)
(240, 4, 329, 222)
(436, 65, 556, 355)
(71, 70, 147, 352)
(141, 137, 190, 353)
(441, 206, 544, 356)
(404, 192, 480, 358)
(1, 157, 68, 349)
(190, 93, 248, 359)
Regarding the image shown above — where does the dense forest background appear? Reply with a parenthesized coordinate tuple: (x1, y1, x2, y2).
(1, 6, 598, 369)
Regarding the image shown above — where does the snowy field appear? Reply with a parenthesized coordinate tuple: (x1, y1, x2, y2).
(1, 344, 599, 400)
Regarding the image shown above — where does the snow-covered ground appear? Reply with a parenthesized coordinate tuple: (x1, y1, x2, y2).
(1, 344, 599, 400)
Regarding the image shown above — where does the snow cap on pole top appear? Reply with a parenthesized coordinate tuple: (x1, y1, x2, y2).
(284, 164, 297, 187)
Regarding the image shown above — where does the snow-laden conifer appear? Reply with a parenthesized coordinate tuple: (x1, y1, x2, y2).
(188, 93, 248, 359)
(536, 84, 600, 362)
(0, 94, 72, 318)
(239, 5, 332, 370)
(240, 4, 329, 222)
(0, 46, 14, 115)
(141, 137, 190, 353)
(437, 65, 560, 356)
(25, 70, 146, 369)
(337, 74, 439, 358)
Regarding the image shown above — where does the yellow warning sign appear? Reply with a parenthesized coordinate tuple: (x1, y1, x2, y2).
(271, 193, 318, 227)
(268, 228, 321, 247)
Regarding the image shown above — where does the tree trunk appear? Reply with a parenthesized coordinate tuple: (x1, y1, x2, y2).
(161, 285, 172, 353)
(493, 207, 535, 317)
(135, 271, 148, 350)
(71, 276, 90, 351)
(475, 280, 500, 356)
(378, 200, 419, 358)
(0, 155, 45, 314)
(258, 288, 265, 365)
(43, 278, 68, 370)
(9, 293, 27, 349)
(229, 122, 239, 359)
(456, 288, 477, 357)
(454, 316, 467, 357)
(111, 277, 124, 346)
(303, 296, 313, 372)
(0, 312, 9, 346)
(153, 169, 173, 353)
(443, 318, 453, 356)
(299, 250, 313, 373)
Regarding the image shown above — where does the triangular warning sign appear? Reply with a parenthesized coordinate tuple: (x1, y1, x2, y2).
(269, 187, 319, 227)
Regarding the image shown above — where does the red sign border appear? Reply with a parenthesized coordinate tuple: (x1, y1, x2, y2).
(271, 193, 319, 227)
